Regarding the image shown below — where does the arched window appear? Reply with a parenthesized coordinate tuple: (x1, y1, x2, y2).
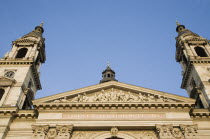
(16, 48, 28, 58)
(0, 89, 5, 101)
(194, 47, 208, 57)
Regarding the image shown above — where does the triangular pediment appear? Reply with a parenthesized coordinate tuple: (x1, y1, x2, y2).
(33, 81, 195, 105)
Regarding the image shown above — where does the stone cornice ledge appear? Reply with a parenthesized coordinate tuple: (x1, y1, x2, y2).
(15, 109, 38, 119)
(0, 107, 18, 116)
(34, 102, 195, 110)
(190, 108, 210, 118)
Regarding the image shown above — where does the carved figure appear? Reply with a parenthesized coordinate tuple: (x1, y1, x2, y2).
(156, 124, 174, 138)
(32, 125, 49, 139)
(138, 93, 145, 102)
(110, 127, 118, 137)
(82, 93, 89, 102)
(147, 94, 156, 101)
(172, 128, 184, 139)
(180, 124, 198, 138)
(47, 128, 57, 139)
(56, 125, 73, 138)
(54, 99, 61, 103)
(60, 97, 69, 103)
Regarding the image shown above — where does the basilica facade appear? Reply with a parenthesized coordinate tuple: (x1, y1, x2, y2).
(0, 22, 210, 139)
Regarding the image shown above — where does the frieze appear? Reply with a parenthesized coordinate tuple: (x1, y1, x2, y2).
(62, 113, 166, 120)
(52, 88, 177, 103)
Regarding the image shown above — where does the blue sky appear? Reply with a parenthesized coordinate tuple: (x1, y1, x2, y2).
(0, 0, 210, 98)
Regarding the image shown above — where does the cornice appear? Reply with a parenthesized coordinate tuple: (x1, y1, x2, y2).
(13, 38, 37, 44)
(0, 107, 37, 119)
(0, 107, 18, 116)
(0, 59, 34, 65)
(15, 109, 38, 119)
(190, 108, 210, 118)
(34, 102, 195, 110)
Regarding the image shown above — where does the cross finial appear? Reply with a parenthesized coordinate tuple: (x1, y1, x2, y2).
(176, 20, 180, 26)
(40, 21, 44, 27)
(107, 61, 110, 67)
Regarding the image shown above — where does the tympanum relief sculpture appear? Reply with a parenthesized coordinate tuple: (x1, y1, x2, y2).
(52, 88, 177, 103)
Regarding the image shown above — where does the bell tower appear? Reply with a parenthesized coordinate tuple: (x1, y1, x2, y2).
(175, 21, 210, 108)
(0, 23, 46, 109)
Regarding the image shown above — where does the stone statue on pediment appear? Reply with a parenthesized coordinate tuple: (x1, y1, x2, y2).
(60, 97, 69, 103)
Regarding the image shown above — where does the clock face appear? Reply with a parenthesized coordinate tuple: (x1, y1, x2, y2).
(4, 71, 15, 78)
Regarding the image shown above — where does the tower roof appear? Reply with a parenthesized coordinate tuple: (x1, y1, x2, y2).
(102, 65, 115, 74)
(175, 21, 199, 38)
(176, 21, 186, 32)
(100, 65, 118, 83)
(22, 22, 44, 39)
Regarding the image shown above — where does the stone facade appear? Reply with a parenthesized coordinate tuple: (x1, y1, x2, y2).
(0, 23, 210, 139)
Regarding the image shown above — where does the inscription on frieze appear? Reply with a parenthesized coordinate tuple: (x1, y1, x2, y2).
(62, 113, 166, 120)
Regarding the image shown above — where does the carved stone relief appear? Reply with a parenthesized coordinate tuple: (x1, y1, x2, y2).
(156, 124, 198, 139)
(52, 88, 177, 103)
(171, 128, 184, 139)
(46, 128, 57, 139)
(56, 125, 73, 138)
(110, 127, 118, 137)
(156, 124, 174, 139)
(32, 125, 49, 139)
(180, 124, 198, 139)
(32, 125, 73, 139)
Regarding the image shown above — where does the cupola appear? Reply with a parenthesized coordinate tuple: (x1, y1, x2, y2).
(100, 64, 118, 83)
